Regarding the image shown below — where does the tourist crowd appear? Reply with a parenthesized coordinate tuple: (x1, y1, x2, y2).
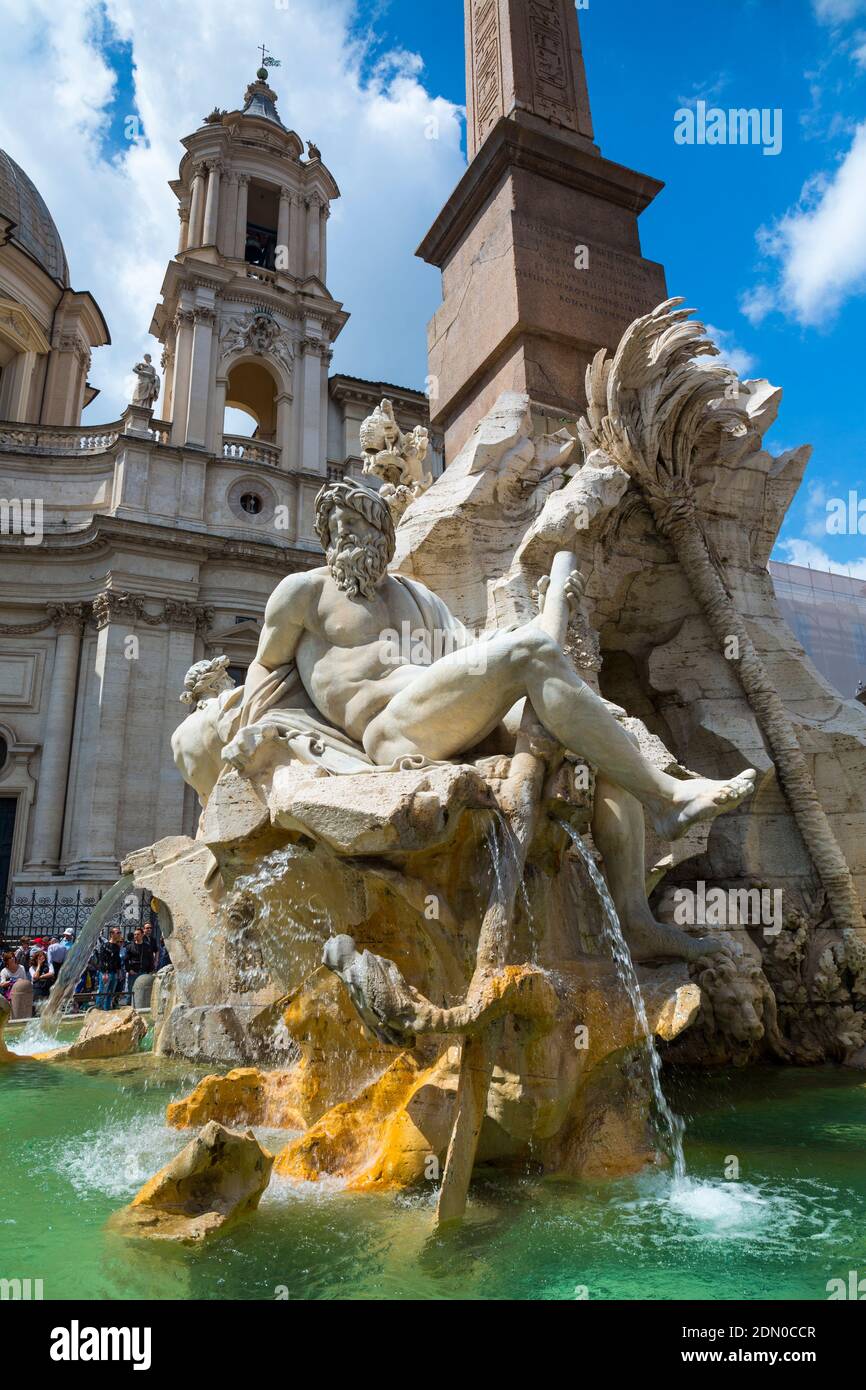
(0, 922, 170, 1018)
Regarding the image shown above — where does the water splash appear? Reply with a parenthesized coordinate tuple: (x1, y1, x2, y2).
(42, 874, 134, 1021)
(559, 820, 686, 1181)
(5, 1018, 68, 1054)
(232, 845, 333, 993)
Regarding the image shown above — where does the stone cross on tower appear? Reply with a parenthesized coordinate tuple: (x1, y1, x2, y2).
(418, 0, 668, 460)
(466, 0, 595, 159)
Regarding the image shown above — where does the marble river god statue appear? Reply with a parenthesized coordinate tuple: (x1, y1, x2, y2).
(215, 477, 754, 958)
(121, 300, 866, 1233)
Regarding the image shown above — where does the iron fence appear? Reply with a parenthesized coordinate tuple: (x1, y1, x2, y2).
(0, 887, 159, 949)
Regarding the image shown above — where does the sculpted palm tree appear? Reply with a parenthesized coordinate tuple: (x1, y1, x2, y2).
(578, 298, 866, 964)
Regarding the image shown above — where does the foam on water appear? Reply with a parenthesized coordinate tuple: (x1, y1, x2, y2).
(50, 1113, 307, 1204)
(667, 1176, 768, 1230)
(6, 1019, 66, 1054)
(51, 1114, 190, 1200)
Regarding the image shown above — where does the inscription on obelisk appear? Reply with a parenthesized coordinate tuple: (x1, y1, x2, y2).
(420, 0, 666, 459)
(466, 0, 595, 159)
(468, 0, 503, 152)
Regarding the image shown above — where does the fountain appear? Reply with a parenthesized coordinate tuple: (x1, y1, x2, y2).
(86, 293, 866, 1239)
(19, 302, 866, 1256)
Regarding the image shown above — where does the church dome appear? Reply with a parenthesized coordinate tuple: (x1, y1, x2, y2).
(0, 149, 70, 286)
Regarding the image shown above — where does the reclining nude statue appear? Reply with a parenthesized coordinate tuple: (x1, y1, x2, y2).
(177, 478, 756, 964)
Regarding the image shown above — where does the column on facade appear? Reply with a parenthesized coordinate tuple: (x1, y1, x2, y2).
(188, 163, 207, 248)
(41, 334, 90, 427)
(211, 375, 227, 457)
(319, 204, 329, 284)
(219, 174, 238, 258)
(7, 350, 38, 422)
(234, 175, 250, 259)
(72, 594, 137, 871)
(154, 608, 203, 840)
(319, 345, 332, 469)
(277, 186, 291, 271)
(289, 193, 305, 278)
(177, 204, 190, 254)
(305, 196, 322, 279)
(184, 306, 215, 448)
(25, 604, 86, 869)
(169, 309, 195, 445)
(276, 390, 293, 473)
(299, 337, 326, 473)
(161, 336, 175, 421)
(202, 161, 221, 246)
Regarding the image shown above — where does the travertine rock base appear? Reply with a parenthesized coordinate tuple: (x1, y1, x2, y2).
(109, 1121, 273, 1244)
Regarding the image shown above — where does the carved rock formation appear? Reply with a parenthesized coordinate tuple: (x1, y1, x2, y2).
(110, 1121, 273, 1244)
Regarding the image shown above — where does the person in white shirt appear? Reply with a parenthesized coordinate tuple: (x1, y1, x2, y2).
(0, 950, 27, 998)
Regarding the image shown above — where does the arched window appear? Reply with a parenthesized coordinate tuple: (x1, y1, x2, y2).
(223, 362, 278, 444)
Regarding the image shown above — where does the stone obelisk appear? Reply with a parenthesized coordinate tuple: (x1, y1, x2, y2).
(417, 0, 668, 459)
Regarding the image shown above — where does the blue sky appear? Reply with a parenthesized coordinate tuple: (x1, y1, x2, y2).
(2, 0, 864, 572)
(352, 0, 866, 573)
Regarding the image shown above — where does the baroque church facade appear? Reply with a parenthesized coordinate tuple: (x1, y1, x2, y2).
(0, 68, 441, 904)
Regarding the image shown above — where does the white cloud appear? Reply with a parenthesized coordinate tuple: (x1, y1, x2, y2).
(777, 538, 866, 577)
(740, 123, 866, 327)
(675, 72, 732, 111)
(801, 480, 835, 540)
(739, 284, 776, 326)
(812, 0, 866, 23)
(0, 0, 466, 419)
(703, 324, 758, 376)
(854, 35, 866, 67)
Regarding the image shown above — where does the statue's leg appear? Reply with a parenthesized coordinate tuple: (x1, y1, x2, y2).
(365, 625, 755, 838)
(592, 775, 726, 960)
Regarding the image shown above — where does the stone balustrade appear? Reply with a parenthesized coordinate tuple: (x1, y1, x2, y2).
(222, 435, 281, 467)
(0, 421, 123, 454)
(245, 265, 279, 286)
(0, 417, 183, 456)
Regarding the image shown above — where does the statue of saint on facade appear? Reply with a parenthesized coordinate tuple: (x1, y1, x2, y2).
(131, 353, 160, 409)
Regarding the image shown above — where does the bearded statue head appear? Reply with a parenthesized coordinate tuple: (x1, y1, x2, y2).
(314, 480, 396, 600)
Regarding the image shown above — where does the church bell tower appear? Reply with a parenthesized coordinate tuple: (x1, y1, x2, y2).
(150, 63, 348, 473)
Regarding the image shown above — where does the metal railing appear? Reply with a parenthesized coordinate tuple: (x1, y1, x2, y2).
(0, 886, 158, 947)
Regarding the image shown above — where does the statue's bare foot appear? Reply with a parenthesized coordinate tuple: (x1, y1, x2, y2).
(221, 723, 281, 773)
(651, 769, 757, 842)
(624, 917, 730, 963)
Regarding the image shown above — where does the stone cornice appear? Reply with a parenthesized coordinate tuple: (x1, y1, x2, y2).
(328, 374, 431, 414)
(0, 512, 323, 570)
(416, 114, 666, 268)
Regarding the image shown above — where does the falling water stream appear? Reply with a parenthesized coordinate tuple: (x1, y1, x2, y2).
(559, 821, 687, 1181)
(39, 874, 136, 1026)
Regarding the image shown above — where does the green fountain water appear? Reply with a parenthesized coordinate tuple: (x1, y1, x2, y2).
(2, 1053, 864, 1301)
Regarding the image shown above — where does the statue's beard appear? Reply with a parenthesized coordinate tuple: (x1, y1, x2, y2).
(327, 533, 390, 599)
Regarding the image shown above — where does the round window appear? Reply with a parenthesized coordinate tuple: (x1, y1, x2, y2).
(226, 476, 277, 525)
(0, 735, 7, 770)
